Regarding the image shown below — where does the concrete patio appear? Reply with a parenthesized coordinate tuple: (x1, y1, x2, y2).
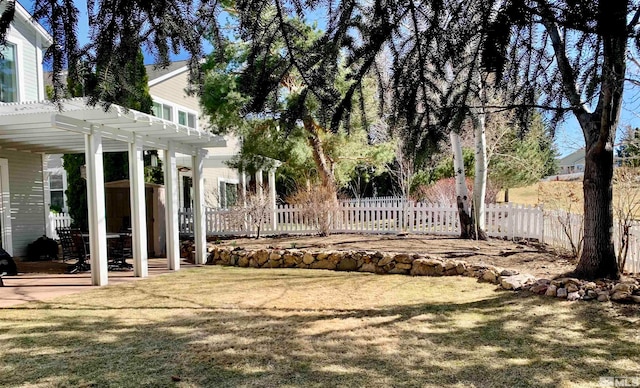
(0, 258, 199, 308)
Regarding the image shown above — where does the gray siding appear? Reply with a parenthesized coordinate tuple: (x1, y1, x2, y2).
(0, 150, 46, 257)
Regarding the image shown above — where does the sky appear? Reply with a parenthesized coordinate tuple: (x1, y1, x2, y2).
(19, 0, 640, 158)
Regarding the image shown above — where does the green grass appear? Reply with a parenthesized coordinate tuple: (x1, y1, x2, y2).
(1, 266, 639, 387)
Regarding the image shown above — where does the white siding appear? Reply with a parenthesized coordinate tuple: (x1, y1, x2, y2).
(0, 150, 46, 257)
(5, 13, 42, 102)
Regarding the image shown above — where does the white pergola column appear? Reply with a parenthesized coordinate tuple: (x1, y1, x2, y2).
(85, 130, 108, 286)
(240, 168, 247, 206)
(129, 137, 148, 277)
(164, 143, 180, 270)
(268, 168, 277, 230)
(193, 149, 207, 265)
(256, 169, 263, 197)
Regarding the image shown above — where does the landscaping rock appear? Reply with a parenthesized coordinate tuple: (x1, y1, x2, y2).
(556, 287, 568, 298)
(302, 252, 315, 265)
(481, 270, 498, 284)
(500, 274, 536, 290)
(256, 250, 269, 266)
(610, 291, 632, 302)
(583, 290, 598, 300)
(311, 259, 336, 270)
(395, 254, 413, 264)
(237, 256, 249, 267)
(567, 291, 581, 301)
(529, 283, 548, 295)
(597, 292, 610, 302)
(359, 262, 377, 273)
(410, 258, 442, 276)
(566, 283, 579, 293)
(545, 284, 558, 297)
(500, 269, 519, 276)
(337, 257, 358, 272)
(378, 254, 395, 267)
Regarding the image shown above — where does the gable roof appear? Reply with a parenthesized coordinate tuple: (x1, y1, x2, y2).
(14, 1, 53, 45)
(145, 61, 189, 86)
(558, 148, 585, 166)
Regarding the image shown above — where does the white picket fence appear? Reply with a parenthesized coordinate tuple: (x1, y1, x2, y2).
(542, 209, 640, 274)
(48, 212, 73, 240)
(178, 198, 640, 273)
(179, 200, 543, 239)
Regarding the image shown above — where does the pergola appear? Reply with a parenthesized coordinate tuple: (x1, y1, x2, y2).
(0, 98, 225, 286)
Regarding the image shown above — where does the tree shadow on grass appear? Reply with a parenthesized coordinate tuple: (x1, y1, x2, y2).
(1, 273, 639, 387)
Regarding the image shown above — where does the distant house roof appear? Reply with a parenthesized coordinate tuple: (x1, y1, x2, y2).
(558, 148, 585, 166)
(145, 60, 190, 86)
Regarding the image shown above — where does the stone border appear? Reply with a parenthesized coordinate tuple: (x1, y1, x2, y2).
(205, 246, 640, 304)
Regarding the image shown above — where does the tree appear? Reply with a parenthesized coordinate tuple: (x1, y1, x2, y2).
(200, 20, 393, 199)
(489, 112, 558, 202)
(483, 0, 637, 279)
(617, 127, 640, 167)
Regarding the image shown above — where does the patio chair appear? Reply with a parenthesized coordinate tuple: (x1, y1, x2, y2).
(57, 227, 90, 274)
(108, 233, 133, 270)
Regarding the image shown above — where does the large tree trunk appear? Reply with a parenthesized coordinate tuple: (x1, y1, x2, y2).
(450, 132, 473, 238)
(573, 123, 619, 280)
(541, 1, 626, 279)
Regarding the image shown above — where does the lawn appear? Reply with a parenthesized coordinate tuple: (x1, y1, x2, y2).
(1, 266, 639, 387)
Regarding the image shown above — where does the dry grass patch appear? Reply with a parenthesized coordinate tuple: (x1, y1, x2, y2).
(1, 266, 639, 387)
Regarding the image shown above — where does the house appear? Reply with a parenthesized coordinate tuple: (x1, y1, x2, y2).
(44, 60, 270, 213)
(0, 1, 53, 258)
(558, 148, 585, 175)
(145, 61, 244, 209)
(0, 4, 220, 286)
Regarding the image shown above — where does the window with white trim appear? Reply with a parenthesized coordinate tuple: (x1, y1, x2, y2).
(0, 43, 18, 102)
(49, 173, 65, 211)
(219, 179, 239, 208)
(152, 102, 172, 121)
(178, 110, 197, 128)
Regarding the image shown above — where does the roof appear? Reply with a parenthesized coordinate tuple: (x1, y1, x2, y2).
(145, 61, 190, 85)
(14, 1, 53, 46)
(0, 98, 225, 155)
(558, 148, 585, 166)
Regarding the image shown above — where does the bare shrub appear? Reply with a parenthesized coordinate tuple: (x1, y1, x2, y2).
(226, 184, 272, 238)
(613, 167, 640, 272)
(541, 184, 584, 258)
(287, 183, 337, 236)
(414, 177, 499, 205)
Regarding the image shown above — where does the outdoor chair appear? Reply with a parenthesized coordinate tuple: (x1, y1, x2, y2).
(108, 233, 133, 270)
(57, 227, 90, 274)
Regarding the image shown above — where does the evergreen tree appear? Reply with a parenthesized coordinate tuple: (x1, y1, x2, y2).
(617, 127, 640, 167)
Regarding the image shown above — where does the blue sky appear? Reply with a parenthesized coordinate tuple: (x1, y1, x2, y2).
(20, 0, 640, 157)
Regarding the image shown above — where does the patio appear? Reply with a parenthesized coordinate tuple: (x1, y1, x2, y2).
(0, 258, 199, 308)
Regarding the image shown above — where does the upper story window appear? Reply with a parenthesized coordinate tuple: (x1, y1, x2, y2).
(178, 110, 196, 129)
(152, 102, 172, 121)
(0, 44, 17, 103)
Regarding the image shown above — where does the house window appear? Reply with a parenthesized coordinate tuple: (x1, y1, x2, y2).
(49, 173, 65, 211)
(178, 110, 197, 128)
(219, 180, 238, 208)
(0, 44, 17, 103)
(152, 102, 172, 121)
